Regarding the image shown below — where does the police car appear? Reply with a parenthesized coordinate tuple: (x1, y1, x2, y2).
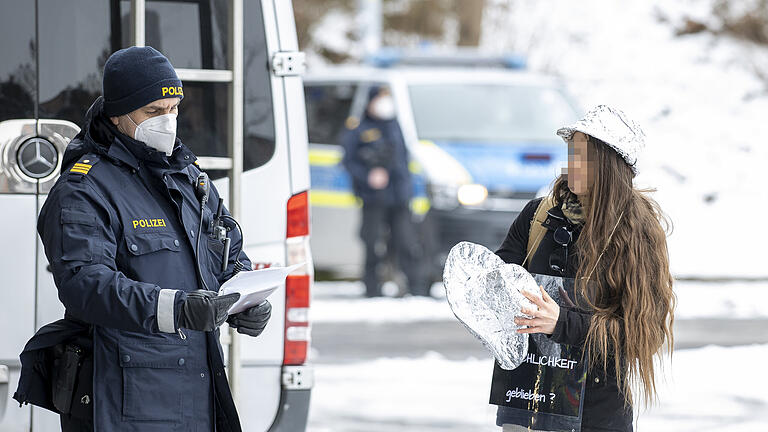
(304, 54, 581, 281)
(0, 1, 312, 430)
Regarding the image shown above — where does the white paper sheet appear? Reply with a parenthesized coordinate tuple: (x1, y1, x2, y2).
(219, 263, 304, 314)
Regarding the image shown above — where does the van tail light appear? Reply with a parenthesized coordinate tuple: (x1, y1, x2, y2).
(286, 190, 309, 238)
(284, 191, 311, 366)
(284, 274, 310, 365)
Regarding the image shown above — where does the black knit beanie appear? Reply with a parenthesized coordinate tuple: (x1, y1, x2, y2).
(102, 46, 183, 117)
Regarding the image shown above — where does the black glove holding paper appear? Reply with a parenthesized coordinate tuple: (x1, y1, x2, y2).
(227, 300, 272, 337)
(178, 290, 240, 332)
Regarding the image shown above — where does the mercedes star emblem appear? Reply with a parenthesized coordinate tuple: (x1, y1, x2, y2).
(17, 137, 59, 179)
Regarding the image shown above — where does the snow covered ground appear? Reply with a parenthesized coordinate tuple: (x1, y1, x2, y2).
(307, 344, 768, 431)
(312, 280, 768, 323)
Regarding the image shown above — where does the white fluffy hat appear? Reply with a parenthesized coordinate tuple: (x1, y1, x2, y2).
(556, 105, 646, 175)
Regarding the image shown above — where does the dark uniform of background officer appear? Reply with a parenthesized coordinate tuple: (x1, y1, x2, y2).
(341, 87, 428, 297)
(16, 47, 271, 432)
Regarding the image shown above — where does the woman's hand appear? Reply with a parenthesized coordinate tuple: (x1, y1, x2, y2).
(514, 285, 560, 335)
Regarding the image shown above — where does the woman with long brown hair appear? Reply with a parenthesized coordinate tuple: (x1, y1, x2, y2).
(493, 105, 675, 431)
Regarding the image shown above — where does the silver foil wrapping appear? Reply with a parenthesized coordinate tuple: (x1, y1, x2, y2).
(530, 274, 568, 360)
(556, 104, 646, 174)
(443, 242, 542, 370)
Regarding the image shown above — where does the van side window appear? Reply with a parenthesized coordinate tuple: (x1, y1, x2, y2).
(242, 0, 275, 171)
(9, 0, 275, 178)
(144, 0, 229, 70)
(37, 0, 124, 125)
(305, 84, 358, 146)
(0, 0, 36, 122)
(144, 0, 275, 174)
(143, 0, 230, 164)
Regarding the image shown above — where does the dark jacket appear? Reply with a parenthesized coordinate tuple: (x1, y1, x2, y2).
(15, 97, 249, 432)
(494, 198, 633, 432)
(340, 114, 412, 206)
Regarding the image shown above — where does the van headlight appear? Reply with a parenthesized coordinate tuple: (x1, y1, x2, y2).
(457, 184, 488, 206)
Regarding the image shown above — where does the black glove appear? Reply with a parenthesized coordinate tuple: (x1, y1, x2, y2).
(227, 300, 272, 337)
(178, 290, 240, 332)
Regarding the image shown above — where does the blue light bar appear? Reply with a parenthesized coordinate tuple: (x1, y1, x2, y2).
(364, 48, 527, 70)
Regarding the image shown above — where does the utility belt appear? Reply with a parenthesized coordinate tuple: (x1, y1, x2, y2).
(51, 315, 94, 419)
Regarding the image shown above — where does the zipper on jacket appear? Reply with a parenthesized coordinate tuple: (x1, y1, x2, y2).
(178, 328, 187, 340)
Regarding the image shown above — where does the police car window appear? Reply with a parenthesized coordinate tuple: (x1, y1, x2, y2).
(408, 84, 578, 143)
(144, 0, 228, 70)
(305, 84, 357, 146)
(38, 0, 126, 124)
(0, 0, 36, 122)
(242, 0, 275, 171)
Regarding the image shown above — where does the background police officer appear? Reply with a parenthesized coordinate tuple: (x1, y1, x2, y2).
(34, 46, 271, 431)
(341, 86, 428, 297)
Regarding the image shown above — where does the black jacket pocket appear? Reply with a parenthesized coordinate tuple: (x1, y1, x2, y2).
(60, 208, 97, 262)
(124, 231, 182, 256)
(119, 343, 188, 422)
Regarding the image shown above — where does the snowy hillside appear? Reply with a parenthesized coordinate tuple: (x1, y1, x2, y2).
(479, 0, 768, 278)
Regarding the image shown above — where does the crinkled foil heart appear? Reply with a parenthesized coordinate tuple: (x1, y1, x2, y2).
(443, 242, 543, 370)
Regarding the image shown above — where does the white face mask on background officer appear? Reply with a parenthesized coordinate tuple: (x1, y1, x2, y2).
(368, 91, 396, 121)
(110, 97, 180, 156)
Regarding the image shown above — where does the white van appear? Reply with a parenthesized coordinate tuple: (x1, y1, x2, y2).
(0, 1, 312, 431)
(304, 63, 579, 280)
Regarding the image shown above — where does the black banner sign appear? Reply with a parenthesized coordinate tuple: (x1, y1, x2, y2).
(489, 275, 586, 430)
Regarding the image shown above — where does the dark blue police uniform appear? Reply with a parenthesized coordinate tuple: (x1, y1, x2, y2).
(341, 93, 427, 296)
(33, 96, 248, 432)
(341, 114, 412, 207)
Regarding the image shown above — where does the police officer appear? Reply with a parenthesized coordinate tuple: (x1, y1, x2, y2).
(341, 86, 428, 297)
(30, 47, 271, 431)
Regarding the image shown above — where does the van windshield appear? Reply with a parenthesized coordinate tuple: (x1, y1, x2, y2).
(408, 84, 578, 142)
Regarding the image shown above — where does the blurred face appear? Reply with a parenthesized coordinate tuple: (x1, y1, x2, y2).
(567, 131, 594, 196)
(110, 97, 180, 138)
(368, 88, 396, 120)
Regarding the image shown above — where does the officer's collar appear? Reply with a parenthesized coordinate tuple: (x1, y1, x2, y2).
(168, 142, 197, 171)
(107, 130, 196, 172)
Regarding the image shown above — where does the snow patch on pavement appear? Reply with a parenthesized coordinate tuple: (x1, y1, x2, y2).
(312, 280, 768, 323)
(311, 281, 454, 323)
(308, 352, 498, 431)
(308, 345, 768, 431)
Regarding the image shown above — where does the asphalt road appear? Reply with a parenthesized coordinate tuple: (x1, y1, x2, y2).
(312, 318, 768, 364)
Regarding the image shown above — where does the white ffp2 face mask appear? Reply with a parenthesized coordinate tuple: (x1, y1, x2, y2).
(370, 96, 396, 121)
(127, 113, 178, 156)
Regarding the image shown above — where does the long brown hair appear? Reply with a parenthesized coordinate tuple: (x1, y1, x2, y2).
(551, 136, 675, 407)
